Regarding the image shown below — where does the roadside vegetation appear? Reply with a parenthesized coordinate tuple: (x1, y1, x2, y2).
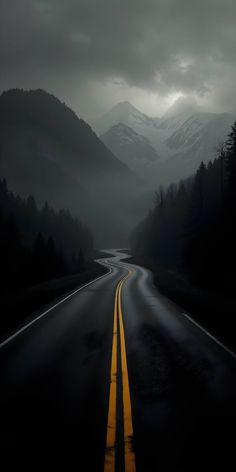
(131, 122, 236, 348)
(0, 179, 106, 336)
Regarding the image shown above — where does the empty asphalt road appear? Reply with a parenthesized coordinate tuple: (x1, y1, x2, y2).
(1, 249, 236, 471)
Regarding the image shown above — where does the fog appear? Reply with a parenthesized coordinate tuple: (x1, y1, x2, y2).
(0, 1, 236, 247)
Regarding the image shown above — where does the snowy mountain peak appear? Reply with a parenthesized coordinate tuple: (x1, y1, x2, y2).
(90, 101, 155, 135)
(109, 101, 140, 115)
(90, 98, 235, 187)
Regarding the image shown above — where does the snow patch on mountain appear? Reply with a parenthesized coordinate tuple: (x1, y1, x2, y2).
(100, 123, 159, 175)
(90, 98, 236, 186)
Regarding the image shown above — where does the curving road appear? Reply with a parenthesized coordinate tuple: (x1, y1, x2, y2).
(0, 249, 236, 471)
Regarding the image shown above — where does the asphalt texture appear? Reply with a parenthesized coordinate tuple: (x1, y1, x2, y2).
(1, 249, 236, 471)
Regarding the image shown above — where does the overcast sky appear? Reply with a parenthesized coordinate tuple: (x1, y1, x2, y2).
(0, 0, 235, 118)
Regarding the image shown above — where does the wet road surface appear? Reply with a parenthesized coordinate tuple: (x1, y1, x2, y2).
(1, 249, 236, 471)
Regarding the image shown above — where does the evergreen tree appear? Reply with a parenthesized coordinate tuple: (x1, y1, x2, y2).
(0, 178, 94, 290)
(131, 121, 236, 292)
(226, 122, 236, 204)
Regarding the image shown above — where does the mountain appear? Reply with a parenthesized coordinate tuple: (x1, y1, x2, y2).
(0, 89, 146, 245)
(91, 98, 235, 186)
(165, 111, 233, 154)
(100, 123, 159, 173)
(164, 111, 215, 149)
(0, 89, 129, 175)
(91, 101, 166, 161)
(91, 101, 159, 136)
(161, 111, 235, 183)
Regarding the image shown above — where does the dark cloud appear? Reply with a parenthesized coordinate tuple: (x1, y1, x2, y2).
(0, 0, 235, 116)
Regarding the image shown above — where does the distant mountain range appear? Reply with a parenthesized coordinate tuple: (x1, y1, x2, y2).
(1, 89, 234, 245)
(91, 101, 159, 136)
(91, 98, 236, 185)
(0, 89, 148, 245)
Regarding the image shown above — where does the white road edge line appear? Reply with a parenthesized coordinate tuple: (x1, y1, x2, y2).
(0, 263, 112, 350)
(182, 312, 236, 360)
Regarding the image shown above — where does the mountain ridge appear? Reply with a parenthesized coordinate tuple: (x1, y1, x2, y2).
(90, 98, 235, 185)
(101, 122, 159, 173)
(91, 100, 159, 136)
(0, 89, 147, 245)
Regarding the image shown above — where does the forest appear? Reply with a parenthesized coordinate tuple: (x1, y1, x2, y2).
(0, 178, 93, 292)
(132, 122, 236, 294)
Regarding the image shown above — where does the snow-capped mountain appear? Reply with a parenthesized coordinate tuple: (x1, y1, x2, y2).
(90, 101, 167, 158)
(101, 123, 159, 174)
(165, 111, 232, 152)
(90, 101, 159, 136)
(90, 97, 235, 186)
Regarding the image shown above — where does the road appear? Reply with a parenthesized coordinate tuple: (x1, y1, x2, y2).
(0, 249, 236, 471)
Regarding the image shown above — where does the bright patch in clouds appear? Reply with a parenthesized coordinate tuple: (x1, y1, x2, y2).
(165, 92, 185, 108)
(0, 0, 235, 117)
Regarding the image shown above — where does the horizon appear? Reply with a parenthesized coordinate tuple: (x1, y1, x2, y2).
(0, 87, 234, 122)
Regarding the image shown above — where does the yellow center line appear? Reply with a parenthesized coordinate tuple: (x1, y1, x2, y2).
(104, 280, 120, 472)
(104, 270, 136, 472)
(118, 271, 136, 472)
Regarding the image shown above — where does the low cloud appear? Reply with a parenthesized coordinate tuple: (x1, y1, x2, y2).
(0, 0, 235, 116)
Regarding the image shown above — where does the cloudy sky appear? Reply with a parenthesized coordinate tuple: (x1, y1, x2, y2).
(0, 0, 235, 118)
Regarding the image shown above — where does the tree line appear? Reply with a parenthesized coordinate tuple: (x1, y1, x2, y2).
(0, 178, 93, 290)
(131, 122, 236, 293)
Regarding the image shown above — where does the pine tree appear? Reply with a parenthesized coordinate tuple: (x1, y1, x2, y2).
(226, 122, 236, 204)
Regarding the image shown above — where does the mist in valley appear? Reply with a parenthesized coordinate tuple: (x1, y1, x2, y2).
(0, 0, 236, 250)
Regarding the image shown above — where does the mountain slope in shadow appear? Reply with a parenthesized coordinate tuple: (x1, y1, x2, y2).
(0, 89, 147, 245)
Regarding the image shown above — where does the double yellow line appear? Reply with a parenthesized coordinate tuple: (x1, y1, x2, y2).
(104, 270, 136, 472)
